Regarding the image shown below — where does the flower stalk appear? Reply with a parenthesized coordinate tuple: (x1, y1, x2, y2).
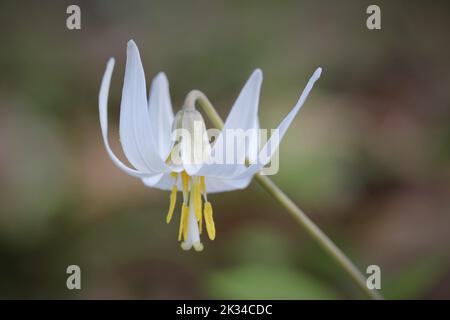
(195, 91, 383, 300)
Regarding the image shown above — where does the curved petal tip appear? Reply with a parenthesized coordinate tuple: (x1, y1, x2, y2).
(314, 67, 322, 80)
(155, 71, 169, 84)
(127, 39, 137, 49)
(252, 68, 263, 80)
(107, 57, 115, 68)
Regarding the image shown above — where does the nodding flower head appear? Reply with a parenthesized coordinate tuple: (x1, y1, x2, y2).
(98, 39, 321, 251)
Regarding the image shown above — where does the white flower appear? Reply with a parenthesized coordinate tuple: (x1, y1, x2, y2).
(99, 40, 321, 251)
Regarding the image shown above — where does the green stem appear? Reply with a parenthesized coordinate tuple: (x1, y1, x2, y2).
(195, 93, 383, 300)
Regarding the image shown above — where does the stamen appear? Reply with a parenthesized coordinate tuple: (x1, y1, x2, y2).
(178, 204, 189, 241)
(204, 201, 216, 240)
(181, 171, 189, 195)
(181, 190, 203, 251)
(180, 241, 191, 251)
(166, 184, 177, 224)
(198, 176, 206, 234)
(193, 241, 204, 252)
(193, 178, 202, 221)
(175, 172, 210, 250)
(198, 211, 203, 234)
(179, 171, 190, 240)
(200, 176, 207, 201)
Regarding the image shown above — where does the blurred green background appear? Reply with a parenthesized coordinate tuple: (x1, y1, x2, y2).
(0, 0, 449, 299)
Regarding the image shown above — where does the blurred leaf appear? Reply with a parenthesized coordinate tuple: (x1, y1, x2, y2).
(384, 256, 447, 299)
(279, 151, 358, 211)
(227, 226, 294, 266)
(206, 264, 338, 299)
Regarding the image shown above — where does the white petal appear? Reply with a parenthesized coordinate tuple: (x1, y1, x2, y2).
(141, 168, 187, 191)
(222, 68, 263, 132)
(98, 58, 153, 177)
(187, 69, 263, 177)
(141, 173, 164, 187)
(216, 68, 262, 162)
(119, 40, 170, 173)
(231, 67, 322, 179)
(204, 176, 252, 193)
(148, 72, 175, 160)
(141, 172, 251, 194)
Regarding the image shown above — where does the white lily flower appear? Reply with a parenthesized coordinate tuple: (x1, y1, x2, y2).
(99, 40, 321, 251)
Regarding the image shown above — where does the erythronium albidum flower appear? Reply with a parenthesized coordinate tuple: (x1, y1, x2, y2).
(99, 40, 321, 252)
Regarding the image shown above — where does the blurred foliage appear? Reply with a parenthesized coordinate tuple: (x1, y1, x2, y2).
(384, 257, 448, 300)
(207, 264, 337, 300)
(205, 228, 337, 299)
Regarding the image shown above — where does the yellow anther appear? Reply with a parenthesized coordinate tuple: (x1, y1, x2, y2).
(178, 204, 189, 241)
(200, 176, 206, 194)
(193, 180, 202, 221)
(204, 201, 216, 240)
(198, 212, 203, 235)
(194, 180, 203, 233)
(166, 185, 177, 224)
(181, 171, 189, 194)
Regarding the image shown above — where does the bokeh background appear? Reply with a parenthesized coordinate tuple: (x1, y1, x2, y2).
(0, 0, 449, 299)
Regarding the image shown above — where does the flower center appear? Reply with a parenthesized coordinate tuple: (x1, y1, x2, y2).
(166, 171, 215, 252)
(170, 108, 211, 167)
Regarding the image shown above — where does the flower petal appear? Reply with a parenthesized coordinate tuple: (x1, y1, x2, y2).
(222, 68, 263, 132)
(142, 172, 176, 190)
(204, 176, 253, 193)
(186, 69, 263, 177)
(141, 173, 165, 187)
(216, 68, 262, 162)
(231, 67, 323, 179)
(98, 58, 153, 177)
(148, 72, 175, 160)
(141, 172, 252, 193)
(119, 40, 170, 173)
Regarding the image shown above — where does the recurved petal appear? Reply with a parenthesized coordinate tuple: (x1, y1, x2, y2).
(186, 69, 263, 177)
(230, 67, 323, 180)
(215, 69, 262, 160)
(148, 72, 175, 161)
(119, 40, 170, 173)
(98, 58, 153, 177)
(223, 68, 263, 131)
(142, 172, 177, 191)
(141, 172, 252, 194)
(203, 176, 253, 193)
